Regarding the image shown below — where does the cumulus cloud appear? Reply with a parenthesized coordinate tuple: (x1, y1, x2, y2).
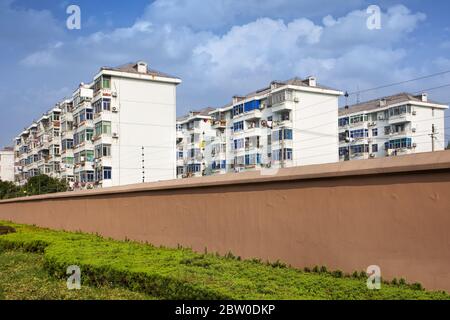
(2, 0, 449, 146)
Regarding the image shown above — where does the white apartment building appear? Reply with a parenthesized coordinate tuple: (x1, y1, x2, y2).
(14, 61, 181, 188)
(0, 147, 14, 182)
(14, 107, 62, 185)
(176, 108, 216, 178)
(176, 77, 343, 177)
(338, 93, 448, 161)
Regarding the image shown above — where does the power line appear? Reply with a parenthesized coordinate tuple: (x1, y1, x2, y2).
(348, 70, 450, 96)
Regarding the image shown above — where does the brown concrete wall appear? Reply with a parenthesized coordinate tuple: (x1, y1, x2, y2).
(1, 151, 450, 292)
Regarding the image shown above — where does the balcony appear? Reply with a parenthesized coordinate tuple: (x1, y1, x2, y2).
(271, 101, 295, 113)
(211, 120, 227, 129)
(388, 113, 413, 125)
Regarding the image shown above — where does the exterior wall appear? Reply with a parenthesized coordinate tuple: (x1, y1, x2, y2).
(294, 91, 339, 166)
(1, 151, 450, 291)
(176, 115, 216, 178)
(12, 62, 179, 188)
(198, 81, 342, 179)
(0, 150, 14, 182)
(339, 101, 447, 161)
(114, 77, 177, 184)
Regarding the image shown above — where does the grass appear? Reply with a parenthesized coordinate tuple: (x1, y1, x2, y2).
(0, 221, 449, 300)
(0, 249, 154, 300)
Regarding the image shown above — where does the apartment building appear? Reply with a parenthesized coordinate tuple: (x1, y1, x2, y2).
(14, 107, 63, 185)
(0, 147, 14, 182)
(338, 93, 448, 161)
(176, 77, 343, 177)
(14, 61, 181, 188)
(176, 108, 216, 178)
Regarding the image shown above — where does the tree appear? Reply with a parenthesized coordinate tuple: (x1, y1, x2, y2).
(0, 180, 19, 200)
(23, 175, 68, 196)
(446, 142, 450, 150)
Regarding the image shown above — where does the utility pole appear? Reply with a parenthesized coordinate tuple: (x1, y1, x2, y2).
(280, 127, 285, 169)
(429, 124, 437, 152)
(141, 146, 145, 183)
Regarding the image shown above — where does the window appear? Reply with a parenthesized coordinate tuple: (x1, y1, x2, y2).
(339, 147, 349, 156)
(177, 166, 184, 175)
(103, 167, 112, 180)
(62, 139, 73, 151)
(350, 129, 368, 139)
(102, 98, 111, 111)
(187, 164, 201, 173)
(372, 144, 378, 153)
(95, 144, 111, 158)
(372, 128, 378, 137)
(86, 109, 93, 120)
(350, 114, 368, 125)
(234, 138, 244, 150)
(389, 104, 410, 117)
(385, 138, 412, 150)
(233, 121, 244, 132)
(273, 148, 293, 161)
(102, 76, 111, 89)
(95, 121, 112, 136)
(233, 104, 244, 117)
(93, 99, 102, 114)
(86, 129, 94, 141)
(244, 100, 261, 112)
(350, 144, 369, 154)
(339, 117, 349, 127)
(177, 151, 183, 159)
(80, 171, 95, 182)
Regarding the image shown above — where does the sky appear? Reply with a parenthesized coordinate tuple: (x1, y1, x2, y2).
(0, 0, 450, 147)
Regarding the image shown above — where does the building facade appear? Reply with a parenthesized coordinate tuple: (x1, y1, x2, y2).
(14, 61, 181, 188)
(338, 93, 448, 161)
(176, 77, 343, 178)
(0, 147, 15, 182)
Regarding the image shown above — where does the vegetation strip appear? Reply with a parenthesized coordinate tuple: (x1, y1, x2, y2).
(0, 221, 448, 300)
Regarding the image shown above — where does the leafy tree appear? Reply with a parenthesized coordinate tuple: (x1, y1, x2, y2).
(0, 180, 19, 199)
(23, 175, 68, 196)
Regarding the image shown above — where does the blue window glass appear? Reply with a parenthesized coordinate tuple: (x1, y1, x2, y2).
(103, 167, 112, 180)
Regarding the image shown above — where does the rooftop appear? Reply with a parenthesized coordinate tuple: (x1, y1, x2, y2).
(177, 107, 215, 122)
(100, 62, 180, 80)
(339, 92, 448, 116)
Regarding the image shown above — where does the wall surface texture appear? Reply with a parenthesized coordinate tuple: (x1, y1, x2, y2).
(1, 151, 450, 291)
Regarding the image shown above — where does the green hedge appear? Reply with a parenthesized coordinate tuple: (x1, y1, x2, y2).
(0, 221, 448, 300)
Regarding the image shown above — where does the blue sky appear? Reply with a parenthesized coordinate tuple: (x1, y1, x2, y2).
(1, 0, 450, 147)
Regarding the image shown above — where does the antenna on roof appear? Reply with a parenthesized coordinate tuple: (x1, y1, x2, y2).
(356, 85, 361, 104)
(344, 91, 349, 108)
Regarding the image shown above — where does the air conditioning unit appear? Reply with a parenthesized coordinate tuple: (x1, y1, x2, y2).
(294, 97, 299, 103)
(370, 153, 376, 158)
(112, 133, 119, 138)
(111, 92, 118, 98)
(112, 106, 119, 113)
(80, 156, 85, 162)
(412, 143, 417, 148)
(412, 111, 417, 115)
(412, 128, 417, 133)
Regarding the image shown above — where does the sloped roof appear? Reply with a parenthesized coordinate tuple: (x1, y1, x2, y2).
(101, 62, 180, 80)
(177, 107, 215, 122)
(339, 92, 447, 116)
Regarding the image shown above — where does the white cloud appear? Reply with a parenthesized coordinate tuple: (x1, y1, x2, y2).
(3, 0, 448, 146)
